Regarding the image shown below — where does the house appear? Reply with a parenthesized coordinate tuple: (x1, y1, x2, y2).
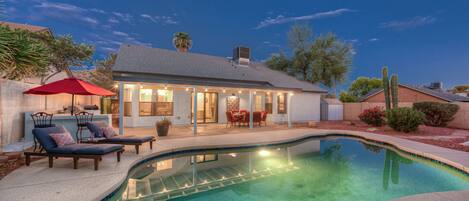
(0, 21, 53, 36)
(360, 83, 469, 103)
(112, 44, 327, 134)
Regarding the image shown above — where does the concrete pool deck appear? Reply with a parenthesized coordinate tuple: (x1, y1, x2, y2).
(0, 128, 468, 201)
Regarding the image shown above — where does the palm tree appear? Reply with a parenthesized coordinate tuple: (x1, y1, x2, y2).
(0, 26, 49, 80)
(172, 32, 192, 52)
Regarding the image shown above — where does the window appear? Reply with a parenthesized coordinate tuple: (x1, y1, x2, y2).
(254, 95, 263, 112)
(277, 93, 287, 114)
(265, 94, 273, 114)
(123, 88, 132, 116)
(139, 89, 173, 116)
(191, 154, 218, 164)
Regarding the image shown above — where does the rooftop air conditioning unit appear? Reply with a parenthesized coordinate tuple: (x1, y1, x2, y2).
(233, 46, 250, 66)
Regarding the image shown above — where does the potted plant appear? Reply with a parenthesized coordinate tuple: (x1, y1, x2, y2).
(156, 118, 171, 136)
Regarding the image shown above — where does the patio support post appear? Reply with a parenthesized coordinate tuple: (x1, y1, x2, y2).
(249, 90, 253, 129)
(287, 93, 292, 128)
(193, 87, 197, 135)
(118, 82, 124, 135)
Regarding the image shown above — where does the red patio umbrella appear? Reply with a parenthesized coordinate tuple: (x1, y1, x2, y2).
(24, 78, 115, 115)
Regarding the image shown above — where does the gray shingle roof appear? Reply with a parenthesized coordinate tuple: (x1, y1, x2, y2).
(360, 84, 469, 102)
(113, 44, 326, 93)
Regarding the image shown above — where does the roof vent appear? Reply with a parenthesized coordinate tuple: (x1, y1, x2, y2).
(233, 46, 250, 66)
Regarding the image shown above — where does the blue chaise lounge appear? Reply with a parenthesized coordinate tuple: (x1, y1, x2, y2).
(86, 122, 155, 154)
(25, 126, 124, 170)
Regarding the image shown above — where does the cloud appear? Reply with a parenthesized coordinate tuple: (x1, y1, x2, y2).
(255, 8, 354, 29)
(89, 8, 107, 14)
(368, 38, 379, 42)
(141, 14, 156, 23)
(31, 1, 100, 26)
(112, 31, 129, 37)
(108, 17, 120, 24)
(35, 1, 85, 12)
(380, 16, 436, 30)
(140, 14, 179, 25)
(113, 12, 132, 22)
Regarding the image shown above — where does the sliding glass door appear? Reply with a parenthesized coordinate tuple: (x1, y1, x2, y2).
(191, 92, 218, 123)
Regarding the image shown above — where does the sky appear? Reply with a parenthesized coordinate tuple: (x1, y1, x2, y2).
(4, 0, 469, 90)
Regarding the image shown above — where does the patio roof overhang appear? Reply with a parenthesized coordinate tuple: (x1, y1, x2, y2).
(113, 71, 307, 93)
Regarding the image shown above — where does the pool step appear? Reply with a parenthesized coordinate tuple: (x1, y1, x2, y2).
(124, 164, 299, 201)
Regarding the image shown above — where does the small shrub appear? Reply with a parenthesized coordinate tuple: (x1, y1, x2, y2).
(413, 102, 459, 127)
(387, 107, 425, 133)
(359, 107, 386, 126)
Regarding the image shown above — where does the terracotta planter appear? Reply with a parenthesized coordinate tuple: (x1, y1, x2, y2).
(156, 124, 169, 136)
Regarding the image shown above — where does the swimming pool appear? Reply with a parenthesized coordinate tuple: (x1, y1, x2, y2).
(110, 137, 469, 201)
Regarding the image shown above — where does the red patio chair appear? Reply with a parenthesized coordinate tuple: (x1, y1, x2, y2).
(253, 112, 262, 126)
(261, 111, 268, 126)
(226, 111, 235, 127)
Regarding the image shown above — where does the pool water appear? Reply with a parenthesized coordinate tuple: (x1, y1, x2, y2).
(113, 138, 469, 201)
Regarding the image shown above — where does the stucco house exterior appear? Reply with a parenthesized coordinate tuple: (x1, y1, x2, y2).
(360, 84, 469, 103)
(112, 44, 326, 134)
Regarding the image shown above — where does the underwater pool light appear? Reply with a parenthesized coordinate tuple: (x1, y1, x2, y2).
(258, 149, 271, 157)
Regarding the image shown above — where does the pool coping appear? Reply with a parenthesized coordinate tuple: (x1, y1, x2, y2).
(0, 128, 468, 201)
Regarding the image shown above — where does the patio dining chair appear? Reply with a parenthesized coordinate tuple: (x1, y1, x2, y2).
(253, 112, 262, 126)
(261, 111, 268, 126)
(31, 112, 54, 152)
(226, 111, 235, 128)
(74, 111, 93, 143)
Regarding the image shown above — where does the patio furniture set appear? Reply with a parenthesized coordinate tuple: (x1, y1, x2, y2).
(226, 110, 268, 127)
(24, 111, 155, 171)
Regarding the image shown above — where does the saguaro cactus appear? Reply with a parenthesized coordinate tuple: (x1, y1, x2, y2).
(390, 74, 399, 109)
(382, 67, 391, 111)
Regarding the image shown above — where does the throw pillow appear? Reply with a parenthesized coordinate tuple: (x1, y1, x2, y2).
(101, 126, 117, 138)
(86, 121, 108, 138)
(49, 132, 75, 147)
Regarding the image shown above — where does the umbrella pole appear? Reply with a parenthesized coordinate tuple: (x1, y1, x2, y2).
(71, 94, 75, 115)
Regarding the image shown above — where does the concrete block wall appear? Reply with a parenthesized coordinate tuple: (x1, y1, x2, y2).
(0, 79, 98, 149)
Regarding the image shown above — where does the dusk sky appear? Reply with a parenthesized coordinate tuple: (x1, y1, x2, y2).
(4, 0, 469, 90)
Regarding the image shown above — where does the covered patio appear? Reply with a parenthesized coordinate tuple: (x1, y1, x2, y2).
(116, 82, 299, 136)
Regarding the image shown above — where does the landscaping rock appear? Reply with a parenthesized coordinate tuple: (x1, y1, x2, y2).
(367, 128, 379, 132)
(4, 152, 22, 160)
(0, 156, 8, 163)
(308, 121, 318, 128)
(460, 141, 469, 146)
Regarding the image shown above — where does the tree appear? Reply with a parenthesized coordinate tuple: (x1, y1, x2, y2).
(310, 33, 353, 94)
(172, 32, 192, 52)
(450, 85, 469, 93)
(0, 26, 49, 80)
(339, 77, 382, 102)
(89, 53, 116, 90)
(339, 91, 358, 102)
(348, 77, 382, 97)
(265, 52, 291, 72)
(39, 35, 94, 84)
(288, 24, 313, 80)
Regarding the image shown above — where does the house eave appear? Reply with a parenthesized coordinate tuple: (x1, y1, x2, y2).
(113, 71, 307, 92)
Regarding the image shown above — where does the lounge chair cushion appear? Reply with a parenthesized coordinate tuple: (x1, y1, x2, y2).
(32, 126, 67, 151)
(104, 136, 154, 143)
(86, 121, 108, 137)
(48, 144, 124, 155)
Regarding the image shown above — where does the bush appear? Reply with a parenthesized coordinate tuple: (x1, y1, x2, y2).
(387, 107, 425, 133)
(359, 107, 386, 126)
(413, 102, 459, 127)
